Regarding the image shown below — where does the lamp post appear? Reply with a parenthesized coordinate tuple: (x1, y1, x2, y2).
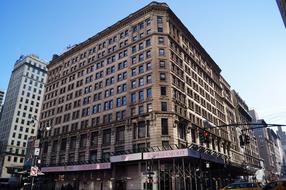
(28, 116, 51, 190)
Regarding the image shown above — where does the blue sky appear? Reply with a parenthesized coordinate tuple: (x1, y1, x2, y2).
(0, 0, 285, 125)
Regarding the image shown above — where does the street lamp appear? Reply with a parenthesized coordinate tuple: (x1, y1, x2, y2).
(28, 116, 51, 190)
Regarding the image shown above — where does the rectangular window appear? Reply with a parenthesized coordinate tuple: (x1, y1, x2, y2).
(162, 141, 170, 148)
(146, 39, 151, 47)
(159, 48, 165, 56)
(80, 134, 87, 148)
(147, 103, 152, 112)
(158, 27, 163, 32)
(139, 91, 144, 101)
(139, 106, 144, 115)
(157, 16, 163, 24)
(90, 132, 98, 147)
(139, 78, 144, 86)
(102, 129, 111, 146)
(60, 138, 67, 151)
(116, 127, 125, 144)
(116, 97, 121, 107)
(160, 73, 166, 81)
(147, 88, 152, 98)
(158, 37, 164, 44)
(102, 149, 110, 160)
(191, 129, 196, 143)
(131, 80, 136, 89)
(131, 93, 136, 103)
(132, 57, 136, 64)
(146, 18, 151, 25)
(146, 62, 152, 70)
(161, 102, 167, 111)
(160, 86, 167, 96)
(70, 136, 77, 150)
(138, 122, 146, 138)
(159, 60, 166, 68)
(138, 65, 144, 73)
(139, 43, 144, 50)
(132, 46, 136, 53)
(116, 111, 121, 121)
(139, 54, 144, 62)
(146, 50, 151, 58)
(90, 150, 97, 161)
(146, 75, 152, 84)
(161, 118, 168, 135)
(132, 68, 136, 76)
(122, 96, 127, 105)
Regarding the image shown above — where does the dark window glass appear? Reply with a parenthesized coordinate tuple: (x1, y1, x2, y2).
(160, 86, 166, 96)
(161, 102, 167, 111)
(161, 118, 168, 135)
(103, 129, 111, 146)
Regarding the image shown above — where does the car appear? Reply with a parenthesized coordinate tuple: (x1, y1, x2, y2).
(263, 180, 286, 190)
(221, 182, 263, 190)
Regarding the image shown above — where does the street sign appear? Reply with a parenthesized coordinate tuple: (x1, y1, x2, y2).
(34, 148, 40, 156)
(30, 166, 38, 176)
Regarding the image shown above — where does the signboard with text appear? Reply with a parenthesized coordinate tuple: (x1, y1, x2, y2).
(110, 153, 142, 163)
(41, 163, 111, 173)
(143, 149, 190, 160)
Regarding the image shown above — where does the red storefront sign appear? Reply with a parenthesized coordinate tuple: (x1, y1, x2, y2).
(143, 149, 189, 159)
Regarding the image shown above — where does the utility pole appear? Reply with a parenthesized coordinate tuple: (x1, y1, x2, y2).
(28, 116, 51, 190)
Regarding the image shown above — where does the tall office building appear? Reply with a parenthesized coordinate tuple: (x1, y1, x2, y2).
(0, 90, 4, 119)
(232, 91, 261, 170)
(277, 0, 286, 27)
(0, 90, 4, 109)
(254, 120, 283, 180)
(277, 126, 286, 176)
(39, 2, 260, 189)
(0, 55, 47, 177)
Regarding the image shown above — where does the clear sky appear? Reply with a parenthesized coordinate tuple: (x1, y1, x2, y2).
(0, 0, 285, 125)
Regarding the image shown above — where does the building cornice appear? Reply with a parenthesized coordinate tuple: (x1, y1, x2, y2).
(166, 9, 221, 74)
(48, 2, 169, 68)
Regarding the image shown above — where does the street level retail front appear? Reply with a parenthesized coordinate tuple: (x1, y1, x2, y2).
(39, 147, 250, 190)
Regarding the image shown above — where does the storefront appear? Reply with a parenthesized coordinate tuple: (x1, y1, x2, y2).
(39, 148, 239, 190)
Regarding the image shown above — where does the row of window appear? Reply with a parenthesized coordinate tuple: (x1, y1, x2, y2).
(18, 103, 39, 113)
(10, 139, 27, 148)
(14, 124, 34, 134)
(131, 50, 151, 64)
(50, 17, 151, 79)
(27, 65, 46, 76)
(131, 62, 152, 76)
(25, 72, 45, 82)
(131, 88, 152, 103)
(131, 39, 151, 54)
(131, 75, 152, 89)
(7, 156, 24, 163)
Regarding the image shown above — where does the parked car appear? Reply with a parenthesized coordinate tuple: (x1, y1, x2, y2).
(221, 182, 263, 190)
(263, 180, 286, 190)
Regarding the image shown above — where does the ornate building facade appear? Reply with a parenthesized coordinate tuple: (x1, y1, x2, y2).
(39, 2, 261, 189)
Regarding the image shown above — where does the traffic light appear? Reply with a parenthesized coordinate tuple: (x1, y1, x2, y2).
(199, 130, 210, 143)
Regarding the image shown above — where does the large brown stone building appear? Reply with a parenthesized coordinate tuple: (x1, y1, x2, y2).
(39, 2, 261, 190)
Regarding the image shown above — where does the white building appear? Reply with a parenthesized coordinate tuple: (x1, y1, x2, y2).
(0, 55, 47, 177)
